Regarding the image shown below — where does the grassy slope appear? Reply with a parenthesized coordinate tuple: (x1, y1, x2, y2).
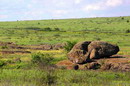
(0, 16, 130, 86)
(0, 16, 130, 45)
(0, 16, 130, 31)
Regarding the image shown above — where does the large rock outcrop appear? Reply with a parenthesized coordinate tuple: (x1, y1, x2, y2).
(87, 41, 120, 59)
(56, 55, 130, 72)
(57, 41, 130, 72)
(67, 41, 91, 64)
(67, 41, 119, 64)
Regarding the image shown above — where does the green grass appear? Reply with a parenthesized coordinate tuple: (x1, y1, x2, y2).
(0, 16, 130, 85)
(0, 69, 130, 86)
(0, 49, 67, 69)
(0, 28, 130, 46)
(0, 16, 130, 45)
(0, 16, 130, 31)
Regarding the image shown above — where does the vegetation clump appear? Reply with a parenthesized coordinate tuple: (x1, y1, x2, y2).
(44, 27, 52, 31)
(0, 60, 5, 67)
(125, 29, 130, 33)
(0, 45, 8, 49)
(54, 28, 60, 31)
(31, 52, 54, 65)
(64, 41, 77, 52)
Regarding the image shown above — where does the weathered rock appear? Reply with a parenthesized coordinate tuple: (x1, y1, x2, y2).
(67, 41, 91, 64)
(42, 44, 53, 50)
(88, 41, 119, 59)
(0, 50, 31, 54)
(57, 55, 130, 72)
(56, 60, 79, 70)
(97, 57, 130, 72)
(0, 41, 66, 51)
(68, 41, 119, 64)
(86, 62, 100, 69)
(53, 43, 66, 50)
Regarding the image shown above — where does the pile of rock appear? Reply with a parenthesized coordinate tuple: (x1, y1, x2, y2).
(57, 41, 130, 72)
(68, 41, 119, 64)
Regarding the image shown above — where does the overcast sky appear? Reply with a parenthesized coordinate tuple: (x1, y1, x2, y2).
(0, 0, 130, 21)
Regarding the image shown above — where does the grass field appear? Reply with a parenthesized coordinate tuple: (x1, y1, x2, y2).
(0, 69, 130, 86)
(0, 16, 130, 86)
(0, 16, 130, 45)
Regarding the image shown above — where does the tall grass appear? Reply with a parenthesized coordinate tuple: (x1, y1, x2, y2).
(0, 69, 130, 86)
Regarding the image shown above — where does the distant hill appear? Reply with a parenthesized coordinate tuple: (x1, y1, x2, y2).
(0, 16, 130, 45)
(0, 16, 130, 32)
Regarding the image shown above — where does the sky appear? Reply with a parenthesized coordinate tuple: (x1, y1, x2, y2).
(0, 0, 130, 21)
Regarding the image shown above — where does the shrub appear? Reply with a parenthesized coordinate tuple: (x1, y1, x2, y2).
(1, 45, 8, 49)
(31, 52, 54, 66)
(125, 29, 130, 33)
(31, 53, 57, 85)
(94, 37, 101, 41)
(127, 20, 129, 23)
(0, 60, 5, 67)
(54, 28, 60, 31)
(121, 17, 124, 20)
(44, 27, 52, 31)
(64, 41, 77, 52)
(54, 34, 60, 37)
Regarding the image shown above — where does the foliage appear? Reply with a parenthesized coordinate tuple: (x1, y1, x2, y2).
(127, 20, 129, 23)
(44, 27, 52, 31)
(44, 70, 57, 85)
(0, 16, 130, 85)
(0, 69, 130, 86)
(0, 16, 130, 46)
(64, 41, 77, 52)
(126, 29, 130, 33)
(93, 37, 101, 41)
(54, 28, 60, 31)
(0, 60, 5, 67)
(31, 52, 54, 66)
(0, 45, 8, 49)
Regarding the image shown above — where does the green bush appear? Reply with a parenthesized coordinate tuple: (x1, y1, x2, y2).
(54, 28, 60, 31)
(1, 45, 8, 49)
(31, 52, 54, 66)
(54, 34, 60, 37)
(64, 41, 77, 52)
(94, 37, 101, 41)
(121, 17, 124, 20)
(125, 29, 130, 33)
(44, 27, 52, 31)
(0, 60, 5, 67)
(38, 22, 40, 25)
